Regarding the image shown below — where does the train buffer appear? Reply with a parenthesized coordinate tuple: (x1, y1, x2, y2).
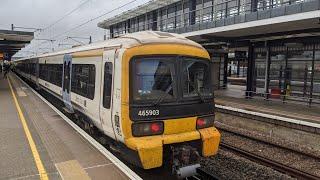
(0, 74, 140, 180)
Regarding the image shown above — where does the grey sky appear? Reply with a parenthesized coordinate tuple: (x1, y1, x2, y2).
(0, 0, 149, 57)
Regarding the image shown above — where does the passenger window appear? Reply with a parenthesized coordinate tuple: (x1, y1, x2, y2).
(103, 62, 113, 108)
(71, 64, 96, 99)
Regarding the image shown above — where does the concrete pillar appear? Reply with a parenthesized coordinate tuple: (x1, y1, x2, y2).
(127, 19, 131, 33)
(264, 42, 271, 99)
(190, 0, 196, 25)
(152, 11, 158, 30)
(110, 26, 114, 38)
(282, 46, 289, 102)
(246, 43, 255, 97)
(251, 0, 258, 12)
(223, 53, 229, 88)
(309, 44, 316, 106)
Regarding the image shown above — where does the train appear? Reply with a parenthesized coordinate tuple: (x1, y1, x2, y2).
(14, 31, 221, 178)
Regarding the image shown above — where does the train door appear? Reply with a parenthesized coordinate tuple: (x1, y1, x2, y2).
(100, 50, 116, 139)
(62, 54, 74, 113)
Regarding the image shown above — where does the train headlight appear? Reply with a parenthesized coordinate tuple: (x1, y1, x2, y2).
(196, 115, 214, 129)
(132, 122, 164, 137)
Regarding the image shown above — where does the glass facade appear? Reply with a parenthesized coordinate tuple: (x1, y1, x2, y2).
(253, 43, 320, 104)
(108, 0, 315, 38)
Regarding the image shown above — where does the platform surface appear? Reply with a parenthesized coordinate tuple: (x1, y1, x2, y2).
(216, 87, 320, 124)
(0, 73, 130, 180)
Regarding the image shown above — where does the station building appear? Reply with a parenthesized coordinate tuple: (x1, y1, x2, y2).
(98, 0, 320, 105)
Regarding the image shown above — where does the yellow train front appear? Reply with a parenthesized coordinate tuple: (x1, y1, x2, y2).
(119, 32, 221, 177)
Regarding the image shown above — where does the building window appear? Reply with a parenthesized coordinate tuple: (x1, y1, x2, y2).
(103, 62, 113, 108)
(71, 64, 95, 100)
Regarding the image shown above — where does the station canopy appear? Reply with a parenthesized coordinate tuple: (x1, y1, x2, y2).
(98, 0, 180, 29)
(0, 29, 34, 59)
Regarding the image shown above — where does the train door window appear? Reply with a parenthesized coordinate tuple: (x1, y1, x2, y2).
(71, 64, 95, 99)
(103, 62, 113, 108)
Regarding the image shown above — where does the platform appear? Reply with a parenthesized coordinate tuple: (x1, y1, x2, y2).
(215, 87, 320, 125)
(0, 73, 131, 180)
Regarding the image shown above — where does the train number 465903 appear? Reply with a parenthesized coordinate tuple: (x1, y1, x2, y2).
(138, 110, 160, 117)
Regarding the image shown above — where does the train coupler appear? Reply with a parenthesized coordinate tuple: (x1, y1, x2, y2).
(171, 145, 201, 179)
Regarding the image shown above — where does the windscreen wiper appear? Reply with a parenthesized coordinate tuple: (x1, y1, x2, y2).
(189, 81, 207, 103)
(195, 88, 206, 103)
(152, 85, 172, 106)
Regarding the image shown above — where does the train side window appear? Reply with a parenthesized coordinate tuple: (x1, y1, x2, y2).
(71, 64, 95, 100)
(57, 64, 63, 87)
(103, 62, 113, 108)
(45, 64, 63, 87)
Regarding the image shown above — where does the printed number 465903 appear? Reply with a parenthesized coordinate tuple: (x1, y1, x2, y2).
(138, 110, 160, 116)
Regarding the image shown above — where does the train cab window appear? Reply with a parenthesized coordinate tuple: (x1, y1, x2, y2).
(71, 64, 95, 100)
(181, 58, 213, 99)
(131, 57, 176, 104)
(103, 62, 113, 108)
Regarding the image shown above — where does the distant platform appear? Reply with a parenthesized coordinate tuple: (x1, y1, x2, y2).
(0, 73, 132, 180)
(215, 87, 320, 125)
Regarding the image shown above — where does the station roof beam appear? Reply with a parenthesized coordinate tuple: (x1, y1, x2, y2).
(0, 29, 34, 60)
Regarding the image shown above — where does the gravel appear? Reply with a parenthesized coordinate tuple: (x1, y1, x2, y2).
(216, 129, 320, 178)
(215, 120, 320, 159)
(200, 149, 295, 180)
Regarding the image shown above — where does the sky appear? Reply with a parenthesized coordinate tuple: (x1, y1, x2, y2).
(0, 0, 150, 57)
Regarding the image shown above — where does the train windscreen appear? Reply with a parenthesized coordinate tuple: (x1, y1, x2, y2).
(130, 56, 213, 105)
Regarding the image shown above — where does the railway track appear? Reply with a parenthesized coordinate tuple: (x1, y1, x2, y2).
(215, 106, 320, 179)
(218, 128, 320, 161)
(220, 142, 320, 180)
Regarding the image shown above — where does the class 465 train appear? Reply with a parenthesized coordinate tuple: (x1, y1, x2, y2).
(14, 31, 221, 179)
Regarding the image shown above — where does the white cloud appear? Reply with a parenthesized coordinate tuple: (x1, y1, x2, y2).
(0, 0, 149, 57)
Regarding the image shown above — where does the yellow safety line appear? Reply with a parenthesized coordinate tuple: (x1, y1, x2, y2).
(7, 77, 49, 180)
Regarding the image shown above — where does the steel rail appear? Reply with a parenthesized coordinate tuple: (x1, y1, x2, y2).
(220, 143, 320, 180)
(218, 128, 320, 161)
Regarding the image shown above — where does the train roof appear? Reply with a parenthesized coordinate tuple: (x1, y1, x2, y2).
(16, 31, 204, 61)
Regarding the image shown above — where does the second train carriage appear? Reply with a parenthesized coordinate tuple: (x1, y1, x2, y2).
(15, 31, 221, 176)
